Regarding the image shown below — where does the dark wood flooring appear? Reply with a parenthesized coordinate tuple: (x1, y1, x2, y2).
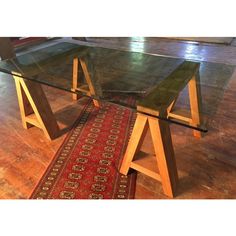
(0, 38, 236, 199)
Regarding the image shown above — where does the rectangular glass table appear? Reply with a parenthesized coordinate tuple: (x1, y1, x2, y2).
(0, 40, 230, 197)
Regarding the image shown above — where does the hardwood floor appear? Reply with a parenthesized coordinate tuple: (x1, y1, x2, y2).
(0, 38, 236, 199)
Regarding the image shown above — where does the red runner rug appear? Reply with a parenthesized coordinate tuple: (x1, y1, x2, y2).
(30, 98, 137, 199)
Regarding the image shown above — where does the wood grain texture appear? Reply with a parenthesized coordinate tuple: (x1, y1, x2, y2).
(148, 117, 178, 197)
(120, 112, 178, 198)
(13, 75, 60, 140)
(72, 57, 79, 100)
(14, 77, 34, 129)
(188, 73, 202, 138)
(120, 114, 148, 175)
(0, 37, 236, 199)
(78, 58, 100, 107)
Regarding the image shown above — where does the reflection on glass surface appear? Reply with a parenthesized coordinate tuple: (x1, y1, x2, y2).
(130, 37, 145, 52)
(0, 41, 234, 133)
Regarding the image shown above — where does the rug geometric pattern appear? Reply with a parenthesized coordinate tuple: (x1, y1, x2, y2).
(30, 98, 137, 199)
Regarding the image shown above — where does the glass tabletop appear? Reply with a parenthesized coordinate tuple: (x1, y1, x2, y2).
(0, 41, 234, 132)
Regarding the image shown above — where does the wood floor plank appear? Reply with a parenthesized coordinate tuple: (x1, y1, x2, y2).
(0, 38, 236, 199)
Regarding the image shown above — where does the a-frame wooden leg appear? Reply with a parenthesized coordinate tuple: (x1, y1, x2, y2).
(120, 114, 148, 175)
(120, 113, 178, 198)
(166, 70, 202, 138)
(13, 74, 60, 140)
(79, 58, 100, 107)
(148, 117, 178, 197)
(72, 57, 100, 107)
(14, 78, 34, 129)
(72, 57, 80, 100)
(188, 72, 202, 138)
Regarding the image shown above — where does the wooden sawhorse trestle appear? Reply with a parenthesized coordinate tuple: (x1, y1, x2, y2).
(13, 57, 99, 140)
(71, 57, 100, 107)
(13, 74, 60, 140)
(120, 61, 202, 198)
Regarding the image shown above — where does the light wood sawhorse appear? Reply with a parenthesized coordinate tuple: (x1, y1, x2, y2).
(120, 61, 202, 198)
(12, 57, 99, 140)
(72, 57, 100, 107)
